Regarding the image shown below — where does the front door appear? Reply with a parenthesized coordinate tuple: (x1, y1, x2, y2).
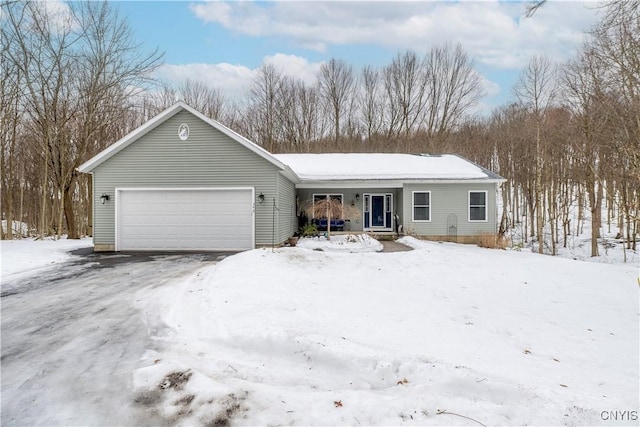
(371, 195, 385, 227)
(364, 193, 393, 230)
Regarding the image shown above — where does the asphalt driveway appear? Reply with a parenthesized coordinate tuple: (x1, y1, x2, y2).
(1, 250, 230, 426)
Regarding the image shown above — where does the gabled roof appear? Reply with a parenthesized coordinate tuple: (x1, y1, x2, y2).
(78, 101, 294, 175)
(78, 102, 503, 186)
(273, 153, 505, 183)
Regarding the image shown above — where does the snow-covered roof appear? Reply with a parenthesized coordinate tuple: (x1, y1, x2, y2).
(274, 153, 503, 182)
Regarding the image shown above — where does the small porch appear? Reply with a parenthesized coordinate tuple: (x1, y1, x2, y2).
(296, 187, 403, 234)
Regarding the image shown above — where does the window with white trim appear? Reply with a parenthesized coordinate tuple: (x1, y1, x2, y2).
(312, 194, 343, 218)
(469, 191, 487, 222)
(412, 191, 430, 221)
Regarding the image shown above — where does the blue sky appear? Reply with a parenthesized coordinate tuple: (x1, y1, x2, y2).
(111, 0, 602, 115)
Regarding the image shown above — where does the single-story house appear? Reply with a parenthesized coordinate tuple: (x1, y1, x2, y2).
(78, 102, 505, 251)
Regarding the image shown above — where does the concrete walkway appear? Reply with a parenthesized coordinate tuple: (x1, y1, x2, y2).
(380, 240, 413, 252)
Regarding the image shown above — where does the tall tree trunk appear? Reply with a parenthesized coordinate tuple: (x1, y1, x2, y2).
(536, 181, 544, 254)
(577, 186, 584, 236)
(39, 149, 49, 239)
(19, 163, 24, 239)
(64, 179, 79, 239)
(588, 178, 600, 257)
(3, 163, 13, 240)
(57, 187, 64, 240)
(527, 186, 536, 238)
(499, 185, 509, 235)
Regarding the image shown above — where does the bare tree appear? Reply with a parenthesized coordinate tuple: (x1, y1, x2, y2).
(294, 80, 326, 150)
(276, 77, 324, 152)
(383, 50, 427, 145)
(249, 62, 286, 151)
(318, 58, 355, 143)
(525, 0, 547, 18)
(178, 79, 226, 120)
(145, 83, 178, 116)
(359, 65, 385, 143)
(592, 0, 640, 253)
(3, 1, 76, 238)
(423, 43, 484, 142)
(0, 9, 24, 239)
(513, 55, 557, 253)
(2, 0, 162, 239)
(563, 48, 612, 257)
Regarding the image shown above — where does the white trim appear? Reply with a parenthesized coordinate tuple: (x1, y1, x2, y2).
(298, 181, 404, 189)
(295, 179, 504, 189)
(78, 102, 297, 181)
(115, 187, 255, 251)
(411, 190, 432, 222)
(178, 123, 190, 141)
(90, 172, 96, 246)
(468, 190, 488, 222)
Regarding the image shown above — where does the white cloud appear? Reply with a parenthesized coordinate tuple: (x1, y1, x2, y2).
(189, 1, 269, 36)
(155, 62, 255, 99)
(478, 72, 501, 98)
(189, 0, 602, 69)
(154, 54, 324, 99)
(263, 53, 324, 84)
(37, 0, 80, 34)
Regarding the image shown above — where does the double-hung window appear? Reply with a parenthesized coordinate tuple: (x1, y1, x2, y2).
(412, 191, 430, 221)
(469, 191, 487, 222)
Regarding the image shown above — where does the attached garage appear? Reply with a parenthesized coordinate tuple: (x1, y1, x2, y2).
(116, 188, 254, 251)
(78, 102, 299, 252)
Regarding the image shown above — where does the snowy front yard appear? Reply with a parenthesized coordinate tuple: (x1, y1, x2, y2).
(1, 237, 92, 280)
(133, 236, 639, 426)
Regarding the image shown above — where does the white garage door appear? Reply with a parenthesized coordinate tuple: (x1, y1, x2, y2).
(117, 188, 254, 251)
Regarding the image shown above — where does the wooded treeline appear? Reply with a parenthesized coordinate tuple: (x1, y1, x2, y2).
(1, 0, 638, 258)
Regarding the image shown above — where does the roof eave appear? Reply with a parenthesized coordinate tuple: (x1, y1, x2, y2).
(449, 154, 506, 181)
(295, 177, 505, 189)
(280, 166, 301, 184)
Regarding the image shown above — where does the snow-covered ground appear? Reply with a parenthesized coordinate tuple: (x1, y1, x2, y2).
(132, 236, 639, 426)
(1, 220, 29, 237)
(0, 237, 93, 281)
(2, 235, 637, 425)
(296, 233, 383, 252)
(502, 200, 638, 266)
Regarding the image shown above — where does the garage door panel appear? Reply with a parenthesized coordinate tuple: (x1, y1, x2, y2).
(117, 189, 253, 251)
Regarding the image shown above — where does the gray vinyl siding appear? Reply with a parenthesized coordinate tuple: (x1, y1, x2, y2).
(92, 110, 291, 248)
(402, 183, 498, 236)
(276, 172, 297, 242)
